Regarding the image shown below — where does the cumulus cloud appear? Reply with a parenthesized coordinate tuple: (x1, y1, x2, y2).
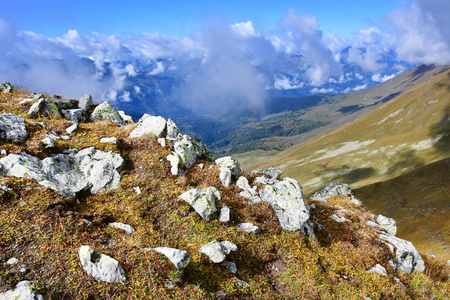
(273, 76, 304, 90)
(276, 9, 342, 85)
(372, 73, 396, 82)
(388, 0, 450, 65)
(149, 61, 165, 75)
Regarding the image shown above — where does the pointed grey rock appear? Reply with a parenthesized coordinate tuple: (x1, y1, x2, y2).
(179, 187, 220, 220)
(79, 94, 94, 111)
(79, 245, 126, 283)
(91, 101, 125, 126)
(153, 247, 191, 270)
(0, 113, 27, 144)
(198, 240, 237, 263)
(380, 233, 425, 273)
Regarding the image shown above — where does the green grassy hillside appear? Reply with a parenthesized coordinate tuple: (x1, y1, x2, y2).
(252, 68, 450, 259)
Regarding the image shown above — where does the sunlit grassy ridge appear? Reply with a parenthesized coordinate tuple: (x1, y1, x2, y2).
(0, 89, 449, 299)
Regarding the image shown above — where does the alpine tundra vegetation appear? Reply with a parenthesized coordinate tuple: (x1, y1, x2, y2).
(0, 85, 449, 299)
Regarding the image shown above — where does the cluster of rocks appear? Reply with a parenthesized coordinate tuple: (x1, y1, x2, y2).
(0, 95, 429, 297)
(0, 147, 125, 197)
(310, 182, 425, 281)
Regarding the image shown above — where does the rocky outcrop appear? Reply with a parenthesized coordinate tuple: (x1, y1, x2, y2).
(129, 114, 211, 175)
(0, 280, 43, 300)
(374, 214, 397, 236)
(0, 113, 27, 144)
(380, 233, 425, 273)
(179, 187, 220, 220)
(259, 177, 310, 232)
(250, 166, 282, 179)
(0, 82, 13, 93)
(236, 176, 261, 204)
(91, 101, 125, 126)
(215, 156, 241, 187)
(153, 247, 191, 270)
(62, 109, 87, 123)
(79, 246, 126, 283)
(0, 147, 124, 197)
(198, 240, 238, 263)
(79, 94, 94, 111)
(129, 114, 171, 138)
(310, 182, 355, 203)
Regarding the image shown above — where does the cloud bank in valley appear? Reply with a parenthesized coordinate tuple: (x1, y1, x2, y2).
(0, 0, 448, 114)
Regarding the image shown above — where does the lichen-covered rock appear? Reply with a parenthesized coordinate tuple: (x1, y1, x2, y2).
(225, 261, 237, 274)
(91, 101, 125, 126)
(237, 222, 261, 234)
(173, 135, 212, 169)
(380, 233, 425, 273)
(153, 247, 191, 270)
(219, 206, 232, 222)
(62, 109, 87, 123)
(109, 222, 135, 234)
(129, 114, 168, 138)
(179, 187, 220, 220)
(42, 100, 63, 118)
(28, 98, 45, 117)
(375, 214, 397, 236)
(79, 94, 94, 111)
(118, 111, 134, 123)
(0, 82, 13, 93)
(55, 99, 78, 110)
(0, 281, 43, 300)
(310, 182, 355, 203)
(250, 166, 282, 179)
(236, 176, 261, 204)
(79, 245, 126, 283)
(198, 240, 238, 263)
(259, 178, 310, 232)
(0, 113, 27, 144)
(0, 147, 124, 197)
(216, 156, 241, 187)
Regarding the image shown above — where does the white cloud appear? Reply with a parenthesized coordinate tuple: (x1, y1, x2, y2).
(353, 84, 367, 91)
(372, 73, 396, 82)
(310, 87, 336, 94)
(134, 85, 141, 94)
(273, 76, 304, 90)
(149, 61, 165, 75)
(125, 64, 137, 77)
(231, 21, 260, 37)
(120, 91, 131, 102)
(388, 0, 450, 65)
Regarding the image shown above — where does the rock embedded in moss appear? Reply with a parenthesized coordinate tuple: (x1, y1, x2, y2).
(0, 280, 44, 300)
(0, 147, 124, 197)
(79, 245, 126, 283)
(79, 94, 94, 111)
(237, 222, 261, 234)
(0, 113, 28, 144)
(250, 166, 282, 179)
(216, 156, 241, 187)
(0, 82, 13, 93)
(153, 247, 191, 270)
(374, 214, 397, 236)
(198, 240, 238, 263)
(179, 187, 220, 220)
(129, 114, 169, 138)
(109, 222, 135, 234)
(380, 233, 425, 273)
(310, 182, 355, 203)
(91, 101, 125, 126)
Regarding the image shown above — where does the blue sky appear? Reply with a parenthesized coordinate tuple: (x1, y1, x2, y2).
(2, 0, 403, 38)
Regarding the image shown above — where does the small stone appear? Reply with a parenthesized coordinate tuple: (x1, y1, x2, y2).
(367, 264, 387, 276)
(153, 247, 191, 270)
(225, 261, 237, 274)
(237, 222, 261, 234)
(66, 123, 78, 134)
(250, 166, 282, 179)
(167, 153, 181, 176)
(82, 219, 93, 226)
(394, 277, 406, 290)
(100, 137, 119, 145)
(61, 135, 70, 140)
(215, 291, 228, 299)
(79, 245, 126, 283)
(118, 111, 134, 123)
(109, 222, 135, 234)
(157, 138, 166, 147)
(7, 257, 19, 265)
(0, 281, 44, 300)
(234, 277, 250, 288)
(179, 187, 220, 220)
(1, 149, 7, 155)
(427, 253, 436, 257)
(197, 163, 204, 169)
(20, 267, 27, 273)
(133, 186, 142, 195)
(198, 240, 238, 263)
(219, 206, 232, 222)
(329, 214, 347, 223)
(41, 137, 55, 149)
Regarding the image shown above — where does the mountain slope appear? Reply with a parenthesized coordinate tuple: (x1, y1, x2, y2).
(252, 67, 450, 258)
(234, 64, 449, 166)
(1, 85, 448, 299)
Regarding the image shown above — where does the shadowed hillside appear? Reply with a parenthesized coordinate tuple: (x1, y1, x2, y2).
(252, 68, 450, 259)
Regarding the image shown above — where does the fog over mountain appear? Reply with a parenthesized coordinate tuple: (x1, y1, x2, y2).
(0, 0, 449, 115)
